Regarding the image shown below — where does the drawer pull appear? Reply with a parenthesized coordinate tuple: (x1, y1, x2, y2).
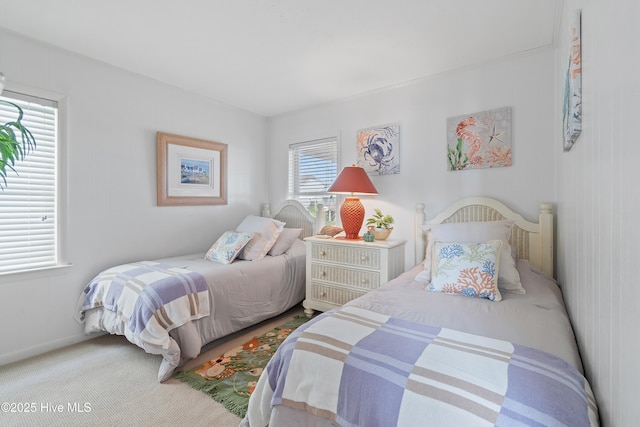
(320, 250, 326, 256)
(320, 291, 327, 297)
(360, 255, 367, 261)
(320, 271, 327, 277)
(361, 278, 367, 284)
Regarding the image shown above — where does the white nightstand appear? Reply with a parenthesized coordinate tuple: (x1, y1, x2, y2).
(303, 236, 406, 317)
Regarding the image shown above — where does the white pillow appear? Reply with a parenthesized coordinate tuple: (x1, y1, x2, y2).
(415, 220, 524, 294)
(236, 215, 285, 261)
(268, 228, 302, 256)
(428, 240, 502, 301)
(204, 231, 254, 264)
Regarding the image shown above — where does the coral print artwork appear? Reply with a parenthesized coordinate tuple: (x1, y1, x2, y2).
(446, 106, 512, 171)
(356, 123, 400, 175)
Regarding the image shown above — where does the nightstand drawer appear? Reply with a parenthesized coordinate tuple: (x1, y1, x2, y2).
(310, 264, 380, 290)
(308, 283, 367, 306)
(311, 243, 380, 269)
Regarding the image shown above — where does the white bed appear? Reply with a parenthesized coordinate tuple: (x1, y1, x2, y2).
(243, 197, 599, 427)
(75, 200, 323, 382)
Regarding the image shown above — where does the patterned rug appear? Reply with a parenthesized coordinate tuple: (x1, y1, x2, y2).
(174, 316, 312, 418)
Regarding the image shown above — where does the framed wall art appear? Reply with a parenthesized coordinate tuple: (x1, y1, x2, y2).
(446, 106, 512, 171)
(563, 9, 582, 151)
(157, 132, 227, 206)
(356, 123, 400, 175)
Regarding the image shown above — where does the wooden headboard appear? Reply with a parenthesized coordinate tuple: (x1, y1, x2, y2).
(414, 197, 554, 277)
(261, 200, 325, 239)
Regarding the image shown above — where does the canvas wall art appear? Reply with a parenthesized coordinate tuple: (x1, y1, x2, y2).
(563, 10, 582, 151)
(446, 106, 512, 171)
(356, 123, 400, 175)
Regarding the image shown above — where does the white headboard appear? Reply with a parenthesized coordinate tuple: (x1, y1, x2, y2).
(414, 197, 554, 277)
(261, 200, 325, 239)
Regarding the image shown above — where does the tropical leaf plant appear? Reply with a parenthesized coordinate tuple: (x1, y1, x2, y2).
(0, 100, 36, 190)
(366, 208, 394, 229)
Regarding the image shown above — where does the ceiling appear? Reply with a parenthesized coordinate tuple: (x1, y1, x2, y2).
(0, 0, 560, 117)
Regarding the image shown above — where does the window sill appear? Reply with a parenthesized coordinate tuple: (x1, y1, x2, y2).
(0, 263, 73, 282)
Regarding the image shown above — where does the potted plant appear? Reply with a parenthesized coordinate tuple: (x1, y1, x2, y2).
(366, 208, 394, 240)
(0, 73, 37, 190)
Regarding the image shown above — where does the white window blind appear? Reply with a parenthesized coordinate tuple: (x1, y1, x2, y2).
(0, 91, 58, 274)
(288, 137, 338, 223)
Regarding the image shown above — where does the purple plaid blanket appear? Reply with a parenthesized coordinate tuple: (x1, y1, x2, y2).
(78, 261, 210, 351)
(251, 306, 598, 426)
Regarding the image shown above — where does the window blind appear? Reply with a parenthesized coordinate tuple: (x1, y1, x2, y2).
(0, 91, 58, 274)
(288, 137, 338, 221)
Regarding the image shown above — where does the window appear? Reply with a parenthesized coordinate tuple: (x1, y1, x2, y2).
(288, 137, 338, 224)
(0, 90, 58, 275)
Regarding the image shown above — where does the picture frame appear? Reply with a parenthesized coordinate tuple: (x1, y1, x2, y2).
(356, 123, 400, 175)
(156, 132, 227, 206)
(563, 9, 582, 151)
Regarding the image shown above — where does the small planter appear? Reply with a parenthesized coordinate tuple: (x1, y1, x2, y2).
(369, 226, 393, 240)
(366, 209, 394, 240)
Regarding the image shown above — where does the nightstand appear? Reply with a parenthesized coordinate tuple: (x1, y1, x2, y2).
(303, 236, 406, 317)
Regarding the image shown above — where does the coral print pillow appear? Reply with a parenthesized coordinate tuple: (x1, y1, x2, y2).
(428, 240, 503, 302)
(416, 220, 523, 294)
(205, 231, 254, 264)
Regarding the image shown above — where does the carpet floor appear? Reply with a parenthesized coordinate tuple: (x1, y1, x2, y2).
(0, 305, 304, 427)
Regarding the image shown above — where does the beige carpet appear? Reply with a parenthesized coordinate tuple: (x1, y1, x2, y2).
(0, 305, 304, 427)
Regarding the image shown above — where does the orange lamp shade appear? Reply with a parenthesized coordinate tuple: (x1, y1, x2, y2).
(327, 165, 378, 239)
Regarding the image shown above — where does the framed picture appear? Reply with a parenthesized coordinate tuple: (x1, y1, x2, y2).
(446, 106, 512, 171)
(157, 132, 227, 206)
(563, 10, 582, 151)
(356, 123, 400, 175)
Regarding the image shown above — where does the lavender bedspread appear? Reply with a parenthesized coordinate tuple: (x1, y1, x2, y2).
(76, 261, 210, 380)
(249, 305, 598, 427)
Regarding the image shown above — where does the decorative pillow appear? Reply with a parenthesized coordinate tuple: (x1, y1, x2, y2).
(268, 228, 302, 256)
(415, 220, 524, 294)
(236, 215, 286, 261)
(204, 231, 254, 264)
(428, 240, 503, 302)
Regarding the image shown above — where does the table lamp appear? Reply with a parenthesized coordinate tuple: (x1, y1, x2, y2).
(327, 165, 378, 239)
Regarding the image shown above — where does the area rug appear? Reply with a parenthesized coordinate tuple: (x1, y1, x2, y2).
(174, 315, 312, 418)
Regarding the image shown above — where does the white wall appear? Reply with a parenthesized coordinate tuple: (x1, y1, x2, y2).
(268, 49, 557, 269)
(554, 1, 640, 426)
(0, 30, 268, 364)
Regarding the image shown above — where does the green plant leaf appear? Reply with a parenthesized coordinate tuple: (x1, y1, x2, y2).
(366, 209, 394, 229)
(0, 100, 37, 190)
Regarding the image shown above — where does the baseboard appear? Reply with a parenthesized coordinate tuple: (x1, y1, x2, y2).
(0, 332, 104, 367)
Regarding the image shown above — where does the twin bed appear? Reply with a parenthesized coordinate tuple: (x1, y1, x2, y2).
(75, 200, 322, 382)
(243, 197, 599, 426)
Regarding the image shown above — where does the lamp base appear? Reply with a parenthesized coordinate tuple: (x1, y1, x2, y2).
(340, 197, 364, 240)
